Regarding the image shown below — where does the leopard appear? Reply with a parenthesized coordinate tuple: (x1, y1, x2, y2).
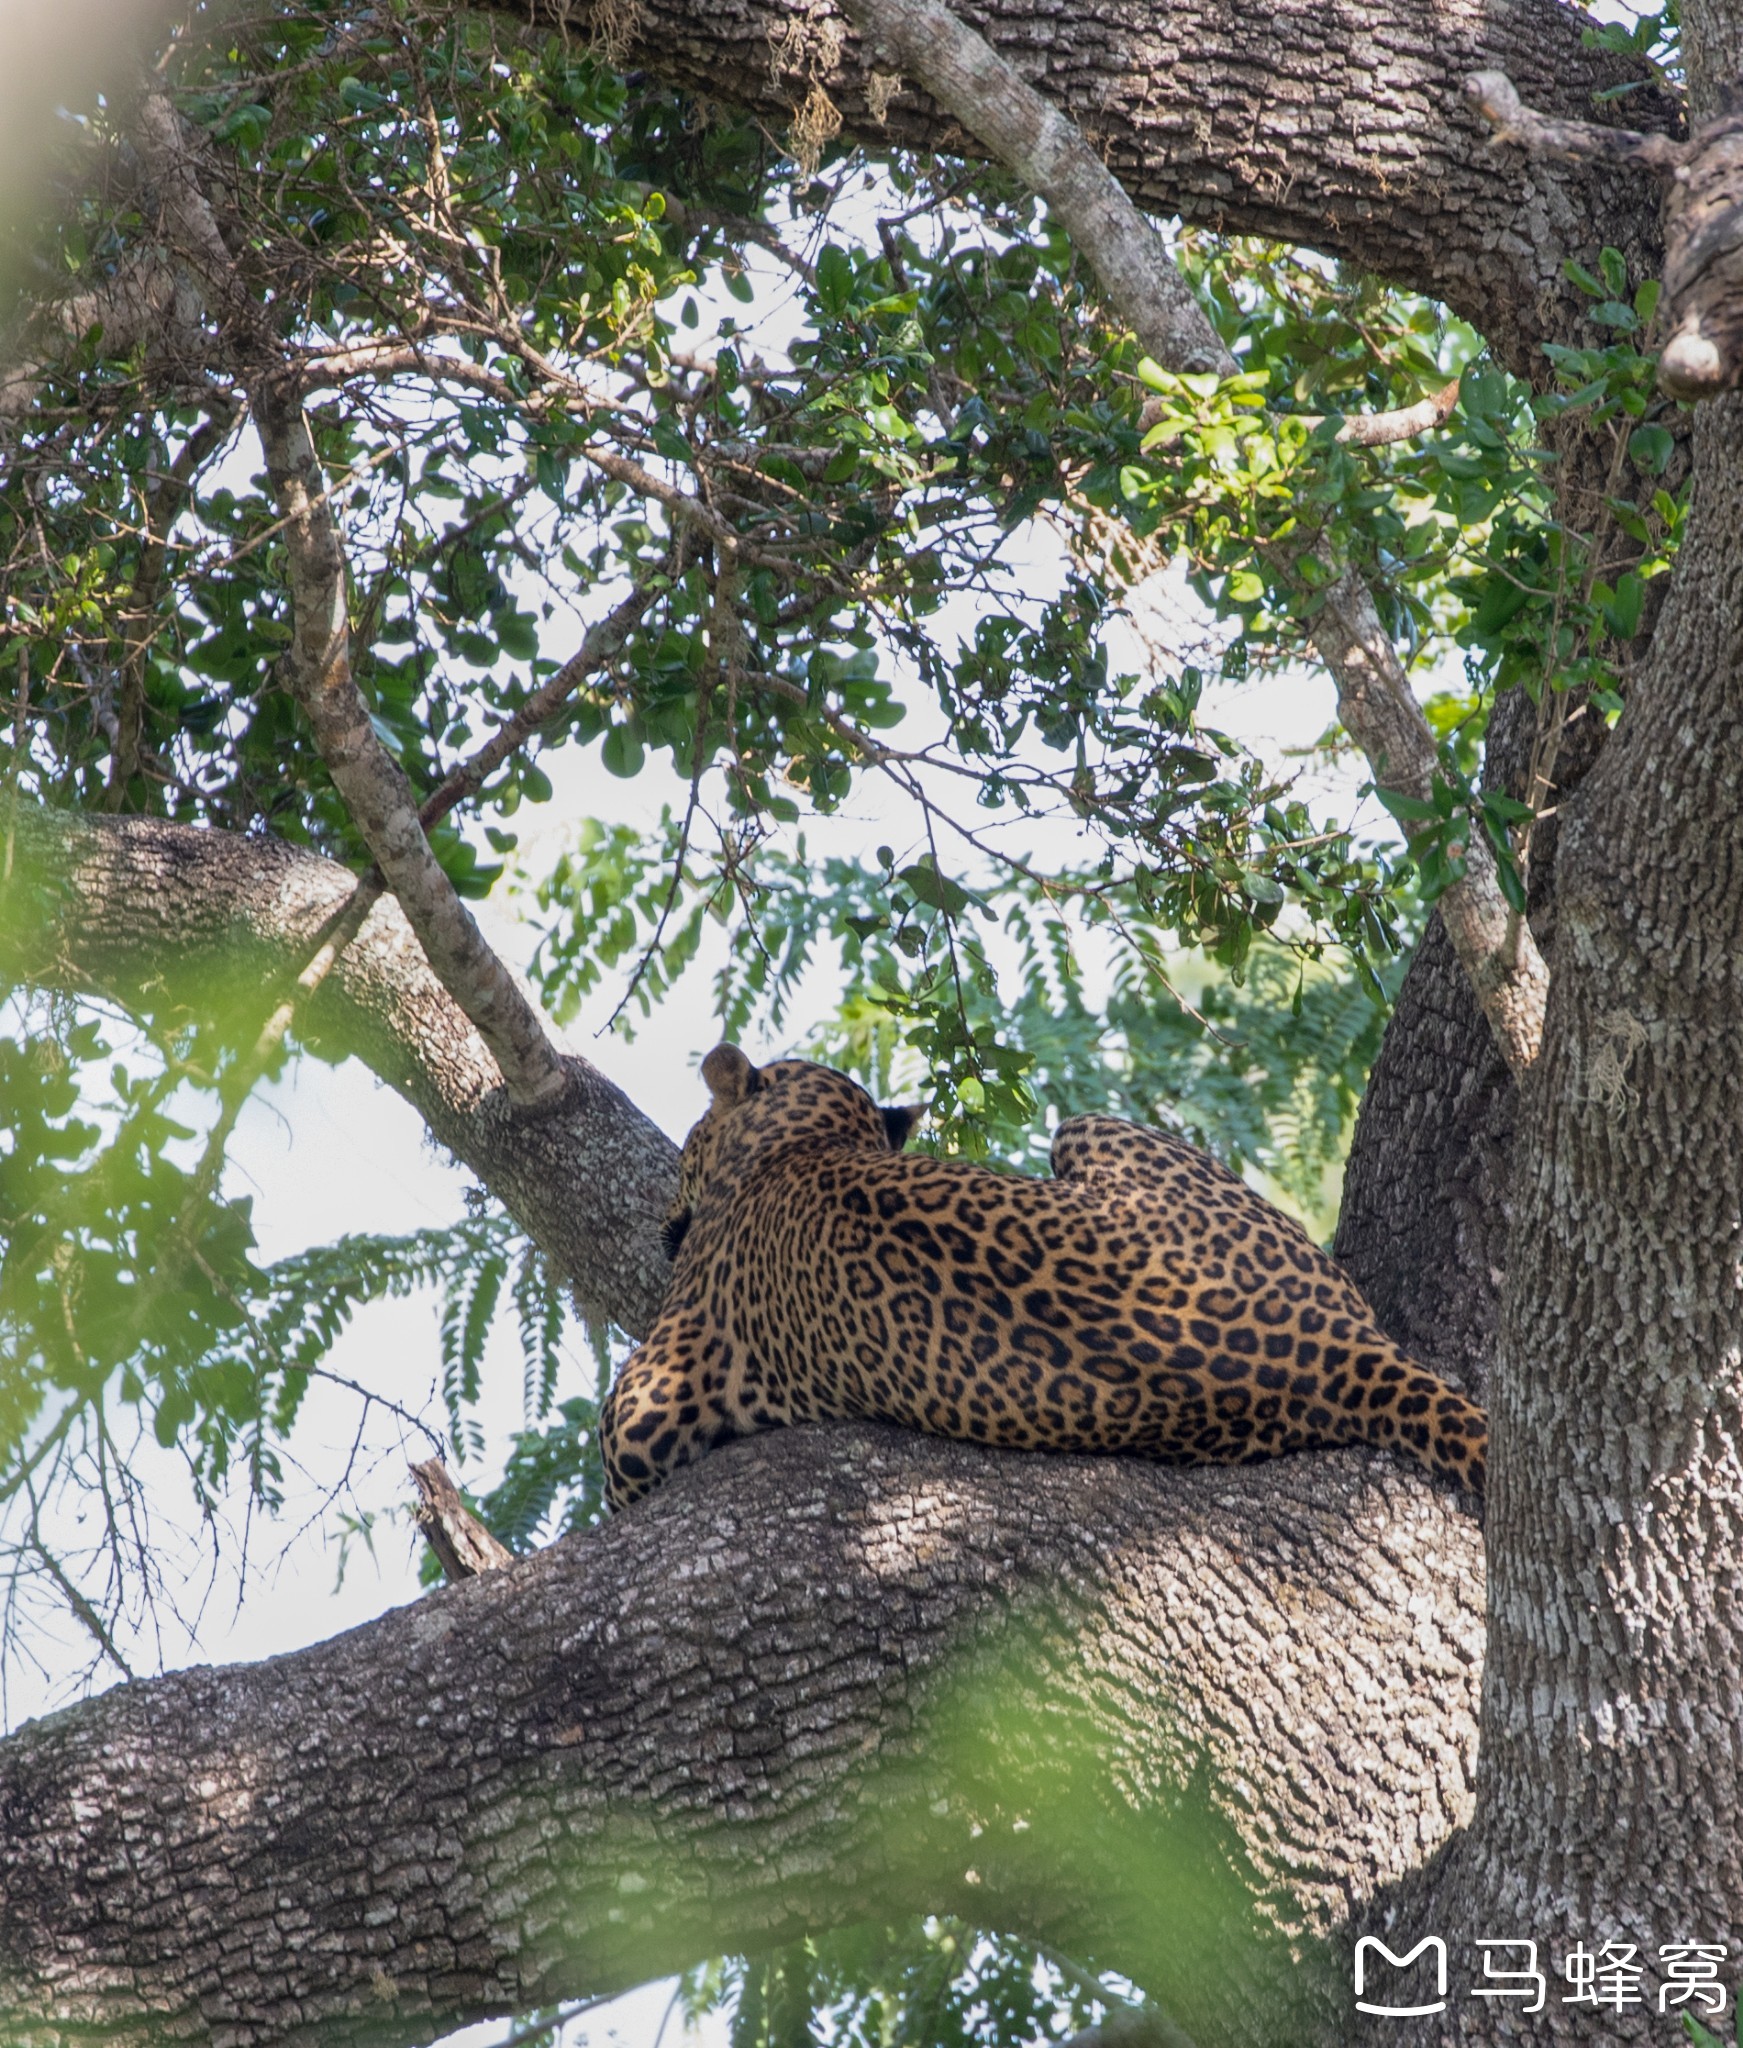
(598, 1043, 1487, 1510)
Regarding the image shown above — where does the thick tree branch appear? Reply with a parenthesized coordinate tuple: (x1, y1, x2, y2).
(564, 0, 1673, 386)
(0, 804, 677, 1336)
(845, 0, 1548, 1072)
(0, 1426, 1482, 2048)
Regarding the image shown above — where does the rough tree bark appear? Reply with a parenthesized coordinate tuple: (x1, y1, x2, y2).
(0, 1429, 1481, 2048)
(1352, 8, 1743, 2027)
(1368, 395, 1743, 2045)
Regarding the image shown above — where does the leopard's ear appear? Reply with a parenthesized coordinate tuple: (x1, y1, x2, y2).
(661, 1209, 693, 1260)
(700, 1042, 761, 1107)
(881, 1103, 923, 1151)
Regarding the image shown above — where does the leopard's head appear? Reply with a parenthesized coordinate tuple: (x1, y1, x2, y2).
(660, 1044, 922, 1259)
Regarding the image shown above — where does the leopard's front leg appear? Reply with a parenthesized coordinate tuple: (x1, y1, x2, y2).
(599, 1333, 733, 1510)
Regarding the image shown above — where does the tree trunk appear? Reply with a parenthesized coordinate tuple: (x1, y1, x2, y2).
(0, 1427, 1480, 2048)
(1410, 388, 1743, 2043)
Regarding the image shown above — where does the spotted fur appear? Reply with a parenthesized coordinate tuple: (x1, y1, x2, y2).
(600, 1045, 1486, 1508)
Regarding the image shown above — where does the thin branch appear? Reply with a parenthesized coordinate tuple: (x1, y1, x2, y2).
(653, 187, 817, 286)
(297, 338, 812, 572)
(1311, 569, 1547, 1070)
(22, 1516, 134, 1682)
(1325, 377, 1461, 446)
(105, 405, 238, 809)
(251, 381, 572, 1111)
(846, 0, 1549, 1073)
(1141, 378, 1462, 448)
(414, 576, 660, 839)
(119, 97, 574, 1112)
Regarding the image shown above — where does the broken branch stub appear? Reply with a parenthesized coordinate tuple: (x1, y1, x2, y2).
(410, 1457, 516, 1581)
(1466, 68, 1743, 400)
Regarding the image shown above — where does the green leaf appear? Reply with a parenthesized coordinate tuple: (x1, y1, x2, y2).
(1600, 570, 1644, 641)
(816, 243, 854, 318)
(650, 417, 692, 465)
(1628, 423, 1674, 474)
(1374, 788, 1442, 823)
(898, 861, 974, 915)
(1469, 577, 1535, 636)
(1493, 845, 1528, 912)
(600, 725, 645, 777)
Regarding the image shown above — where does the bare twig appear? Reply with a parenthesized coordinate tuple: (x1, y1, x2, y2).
(1463, 69, 1682, 173)
(22, 1507, 134, 1682)
(414, 576, 660, 839)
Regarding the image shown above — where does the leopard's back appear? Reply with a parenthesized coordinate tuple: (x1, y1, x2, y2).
(599, 1049, 1486, 1507)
